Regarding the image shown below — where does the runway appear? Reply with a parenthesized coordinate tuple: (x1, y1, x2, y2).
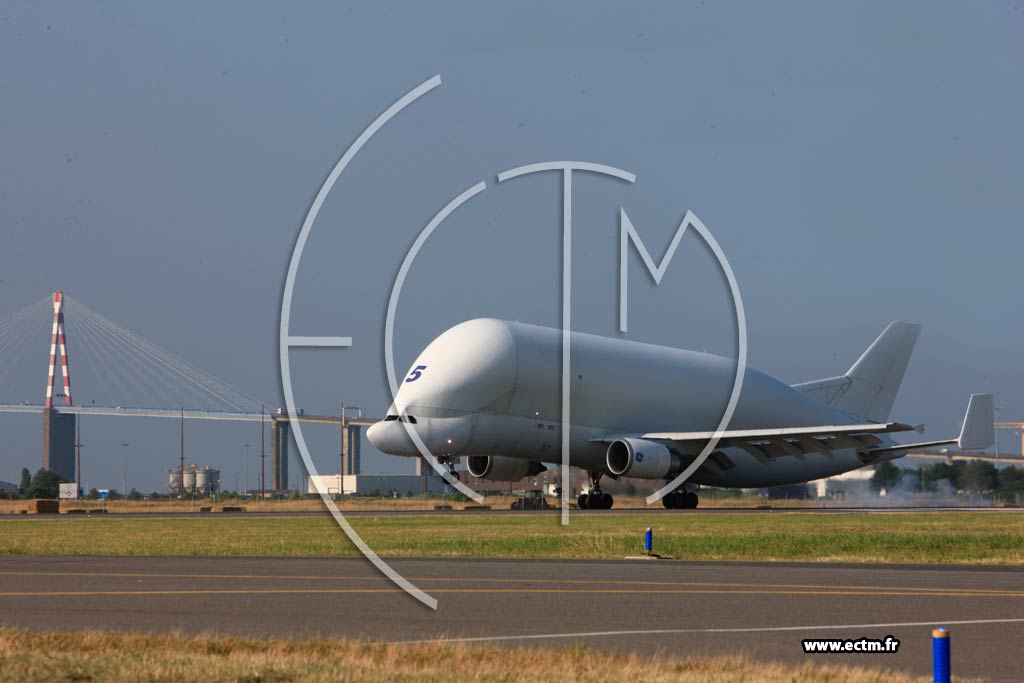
(0, 556, 1021, 681)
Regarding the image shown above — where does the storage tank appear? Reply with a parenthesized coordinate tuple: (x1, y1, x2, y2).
(206, 468, 220, 493)
(195, 468, 209, 493)
(182, 468, 196, 492)
(168, 469, 182, 493)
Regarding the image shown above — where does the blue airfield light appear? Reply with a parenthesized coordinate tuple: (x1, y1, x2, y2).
(932, 627, 950, 683)
(644, 526, 653, 554)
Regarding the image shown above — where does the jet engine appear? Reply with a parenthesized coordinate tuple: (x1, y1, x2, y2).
(605, 438, 681, 479)
(466, 455, 546, 481)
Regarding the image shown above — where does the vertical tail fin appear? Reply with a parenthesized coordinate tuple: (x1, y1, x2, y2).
(958, 393, 994, 450)
(794, 322, 921, 422)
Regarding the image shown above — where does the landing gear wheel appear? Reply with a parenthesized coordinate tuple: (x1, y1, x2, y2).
(662, 491, 684, 509)
(581, 471, 613, 509)
(662, 490, 695, 509)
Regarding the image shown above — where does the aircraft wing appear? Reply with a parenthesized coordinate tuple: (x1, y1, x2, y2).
(594, 422, 917, 464)
(594, 395, 992, 469)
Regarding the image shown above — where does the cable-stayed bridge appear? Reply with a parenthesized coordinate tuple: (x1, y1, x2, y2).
(1, 293, 1017, 497)
(0, 291, 371, 491)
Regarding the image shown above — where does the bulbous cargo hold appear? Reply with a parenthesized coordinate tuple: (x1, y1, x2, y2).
(371, 318, 846, 469)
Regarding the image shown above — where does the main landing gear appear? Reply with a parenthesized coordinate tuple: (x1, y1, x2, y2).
(578, 472, 614, 510)
(662, 488, 698, 509)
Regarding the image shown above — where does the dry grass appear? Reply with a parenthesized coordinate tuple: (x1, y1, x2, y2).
(0, 628, 956, 683)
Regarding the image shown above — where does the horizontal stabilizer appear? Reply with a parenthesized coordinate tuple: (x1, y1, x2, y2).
(867, 393, 994, 455)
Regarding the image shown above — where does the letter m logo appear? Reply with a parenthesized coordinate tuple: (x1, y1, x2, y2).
(619, 209, 708, 333)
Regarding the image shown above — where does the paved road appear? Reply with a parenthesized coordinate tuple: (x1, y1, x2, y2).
(1, 505, 1018, 520)
(0, 555, 1021, 681)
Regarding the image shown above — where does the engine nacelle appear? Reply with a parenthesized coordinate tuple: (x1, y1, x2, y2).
(605, 438, 680, 479)
(466, 455, 546, 481)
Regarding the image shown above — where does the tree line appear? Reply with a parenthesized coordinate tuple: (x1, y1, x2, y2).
(872, 460, 1024, 501)
(7, 468, 148, 500)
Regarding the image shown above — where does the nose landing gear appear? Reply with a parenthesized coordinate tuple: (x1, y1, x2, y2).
(437, 455, 460, 482)
(577, 472, 614, 510)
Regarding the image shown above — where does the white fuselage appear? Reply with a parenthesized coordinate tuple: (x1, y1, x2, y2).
(367, 319, 893, 487)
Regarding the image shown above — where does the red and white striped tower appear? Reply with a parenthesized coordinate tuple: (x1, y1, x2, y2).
(44, 290, 73, 408)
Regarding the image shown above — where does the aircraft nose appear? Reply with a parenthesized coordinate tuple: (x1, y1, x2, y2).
(366, 419, 416, 455)
(366, 421, 387, 450)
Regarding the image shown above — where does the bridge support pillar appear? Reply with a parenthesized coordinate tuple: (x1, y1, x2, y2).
(342, 425, 362, 475)
(271, 417, 290, 491)
(42, 408, 76, 482)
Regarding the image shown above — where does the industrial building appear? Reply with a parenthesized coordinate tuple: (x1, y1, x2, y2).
(307, 472, 449, 497)
(811, 467, 874, 498)
(168, 464, 221, 495)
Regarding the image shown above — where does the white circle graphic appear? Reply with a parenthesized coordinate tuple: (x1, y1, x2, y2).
(280, 74, 748, 612)
(280, 75, 443, 609)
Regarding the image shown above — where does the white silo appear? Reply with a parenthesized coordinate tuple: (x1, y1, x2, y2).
(182, 468, 196, 492)
(168, 469, 182, 493)
(195, 468, 209, 493)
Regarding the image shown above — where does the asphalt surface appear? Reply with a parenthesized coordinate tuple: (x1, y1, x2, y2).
(0, 555, 1021, 681)
(1, 505, 1018, 520)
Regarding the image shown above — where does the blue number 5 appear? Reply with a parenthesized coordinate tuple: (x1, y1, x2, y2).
(405, 365, 427, 383)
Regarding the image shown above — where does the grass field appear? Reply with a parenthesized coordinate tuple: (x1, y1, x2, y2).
(0, 494, 846, 515)
(0, 628, 966, 683)
(2, 512, 1022, 564)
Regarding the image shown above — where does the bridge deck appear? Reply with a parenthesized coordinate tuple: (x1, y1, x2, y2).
(0, 404, 376, 427)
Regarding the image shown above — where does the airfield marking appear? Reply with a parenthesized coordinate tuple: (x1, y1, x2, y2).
(1, 587, 1023, 598)
(401, 617, 1024, 645)
(0, 570, 1020, 596)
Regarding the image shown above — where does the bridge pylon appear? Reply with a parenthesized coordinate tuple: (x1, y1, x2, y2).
(42, 291, 76, 481)
(45, 291, 73, 408)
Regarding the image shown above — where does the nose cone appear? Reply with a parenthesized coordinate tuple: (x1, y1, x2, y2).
(366, 421, 383, 448)
(366, 420, 417, 456)
(367, 414, 476, 457)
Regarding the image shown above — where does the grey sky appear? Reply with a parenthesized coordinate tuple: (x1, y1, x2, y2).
(1, 2, 1021, 492)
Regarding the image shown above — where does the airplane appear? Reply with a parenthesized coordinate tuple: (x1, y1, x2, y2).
(367, 318, 993, 509)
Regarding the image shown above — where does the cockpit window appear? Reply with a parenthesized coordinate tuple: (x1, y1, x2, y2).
(384, 414, 417, 424)
(384, 415, 399, 421)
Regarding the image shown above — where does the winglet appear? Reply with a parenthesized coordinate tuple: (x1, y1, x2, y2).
(958, 393, 994, 450)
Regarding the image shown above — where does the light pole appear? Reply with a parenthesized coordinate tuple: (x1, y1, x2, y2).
(994, 405, 1001, 469)
(242, 443, 251, 496)
(121, 442, 129, 502)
